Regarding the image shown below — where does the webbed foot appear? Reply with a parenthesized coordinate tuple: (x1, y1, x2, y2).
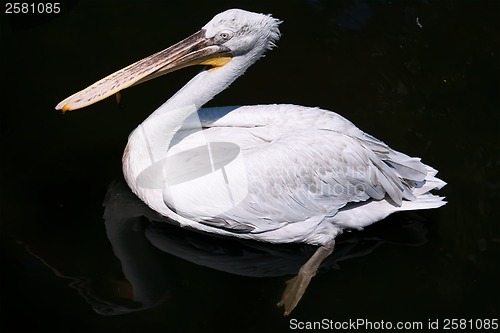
(277, 240, 335, 316)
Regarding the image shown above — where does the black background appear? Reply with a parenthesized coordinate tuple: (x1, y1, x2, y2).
(1, 1, 499, 332)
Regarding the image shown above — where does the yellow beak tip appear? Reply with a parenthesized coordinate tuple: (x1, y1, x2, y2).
(61, 103, 71, 113)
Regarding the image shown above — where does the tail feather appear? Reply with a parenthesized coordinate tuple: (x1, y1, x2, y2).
(399, 193, 447, 211)
(333, 165, 446, 230)
(412, 166, 447, 196)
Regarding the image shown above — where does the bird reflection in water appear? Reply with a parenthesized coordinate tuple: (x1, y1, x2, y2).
(18, 180, 429, 316)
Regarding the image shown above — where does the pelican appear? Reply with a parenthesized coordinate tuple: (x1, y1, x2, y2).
(56, 9, 446, 315)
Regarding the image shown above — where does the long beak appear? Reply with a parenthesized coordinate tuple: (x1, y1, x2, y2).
(55, 30, 232, 112)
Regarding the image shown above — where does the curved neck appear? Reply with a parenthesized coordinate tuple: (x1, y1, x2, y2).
(123, 55, 253, 203)
(144, 56, 251, 149)
(155, 64, 237, 114)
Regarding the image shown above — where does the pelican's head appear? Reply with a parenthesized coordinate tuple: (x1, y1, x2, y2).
(56, 9, 281, 112)
(202, 9, 281, 57)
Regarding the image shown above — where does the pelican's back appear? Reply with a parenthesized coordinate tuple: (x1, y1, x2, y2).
(160, 104, 446, 245)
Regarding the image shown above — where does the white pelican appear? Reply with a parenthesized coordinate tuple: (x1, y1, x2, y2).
(56, 9, 446, 315)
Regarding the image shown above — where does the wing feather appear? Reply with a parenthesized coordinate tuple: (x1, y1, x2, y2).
(163, 105, 436, 237)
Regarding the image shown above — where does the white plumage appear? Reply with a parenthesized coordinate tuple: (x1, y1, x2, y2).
(56, 9, 446, 315)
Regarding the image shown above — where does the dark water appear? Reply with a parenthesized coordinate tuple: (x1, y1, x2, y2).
(1, 1, 499, 332)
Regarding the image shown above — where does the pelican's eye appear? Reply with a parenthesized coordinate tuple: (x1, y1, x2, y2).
(215, 30, 234, 44)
